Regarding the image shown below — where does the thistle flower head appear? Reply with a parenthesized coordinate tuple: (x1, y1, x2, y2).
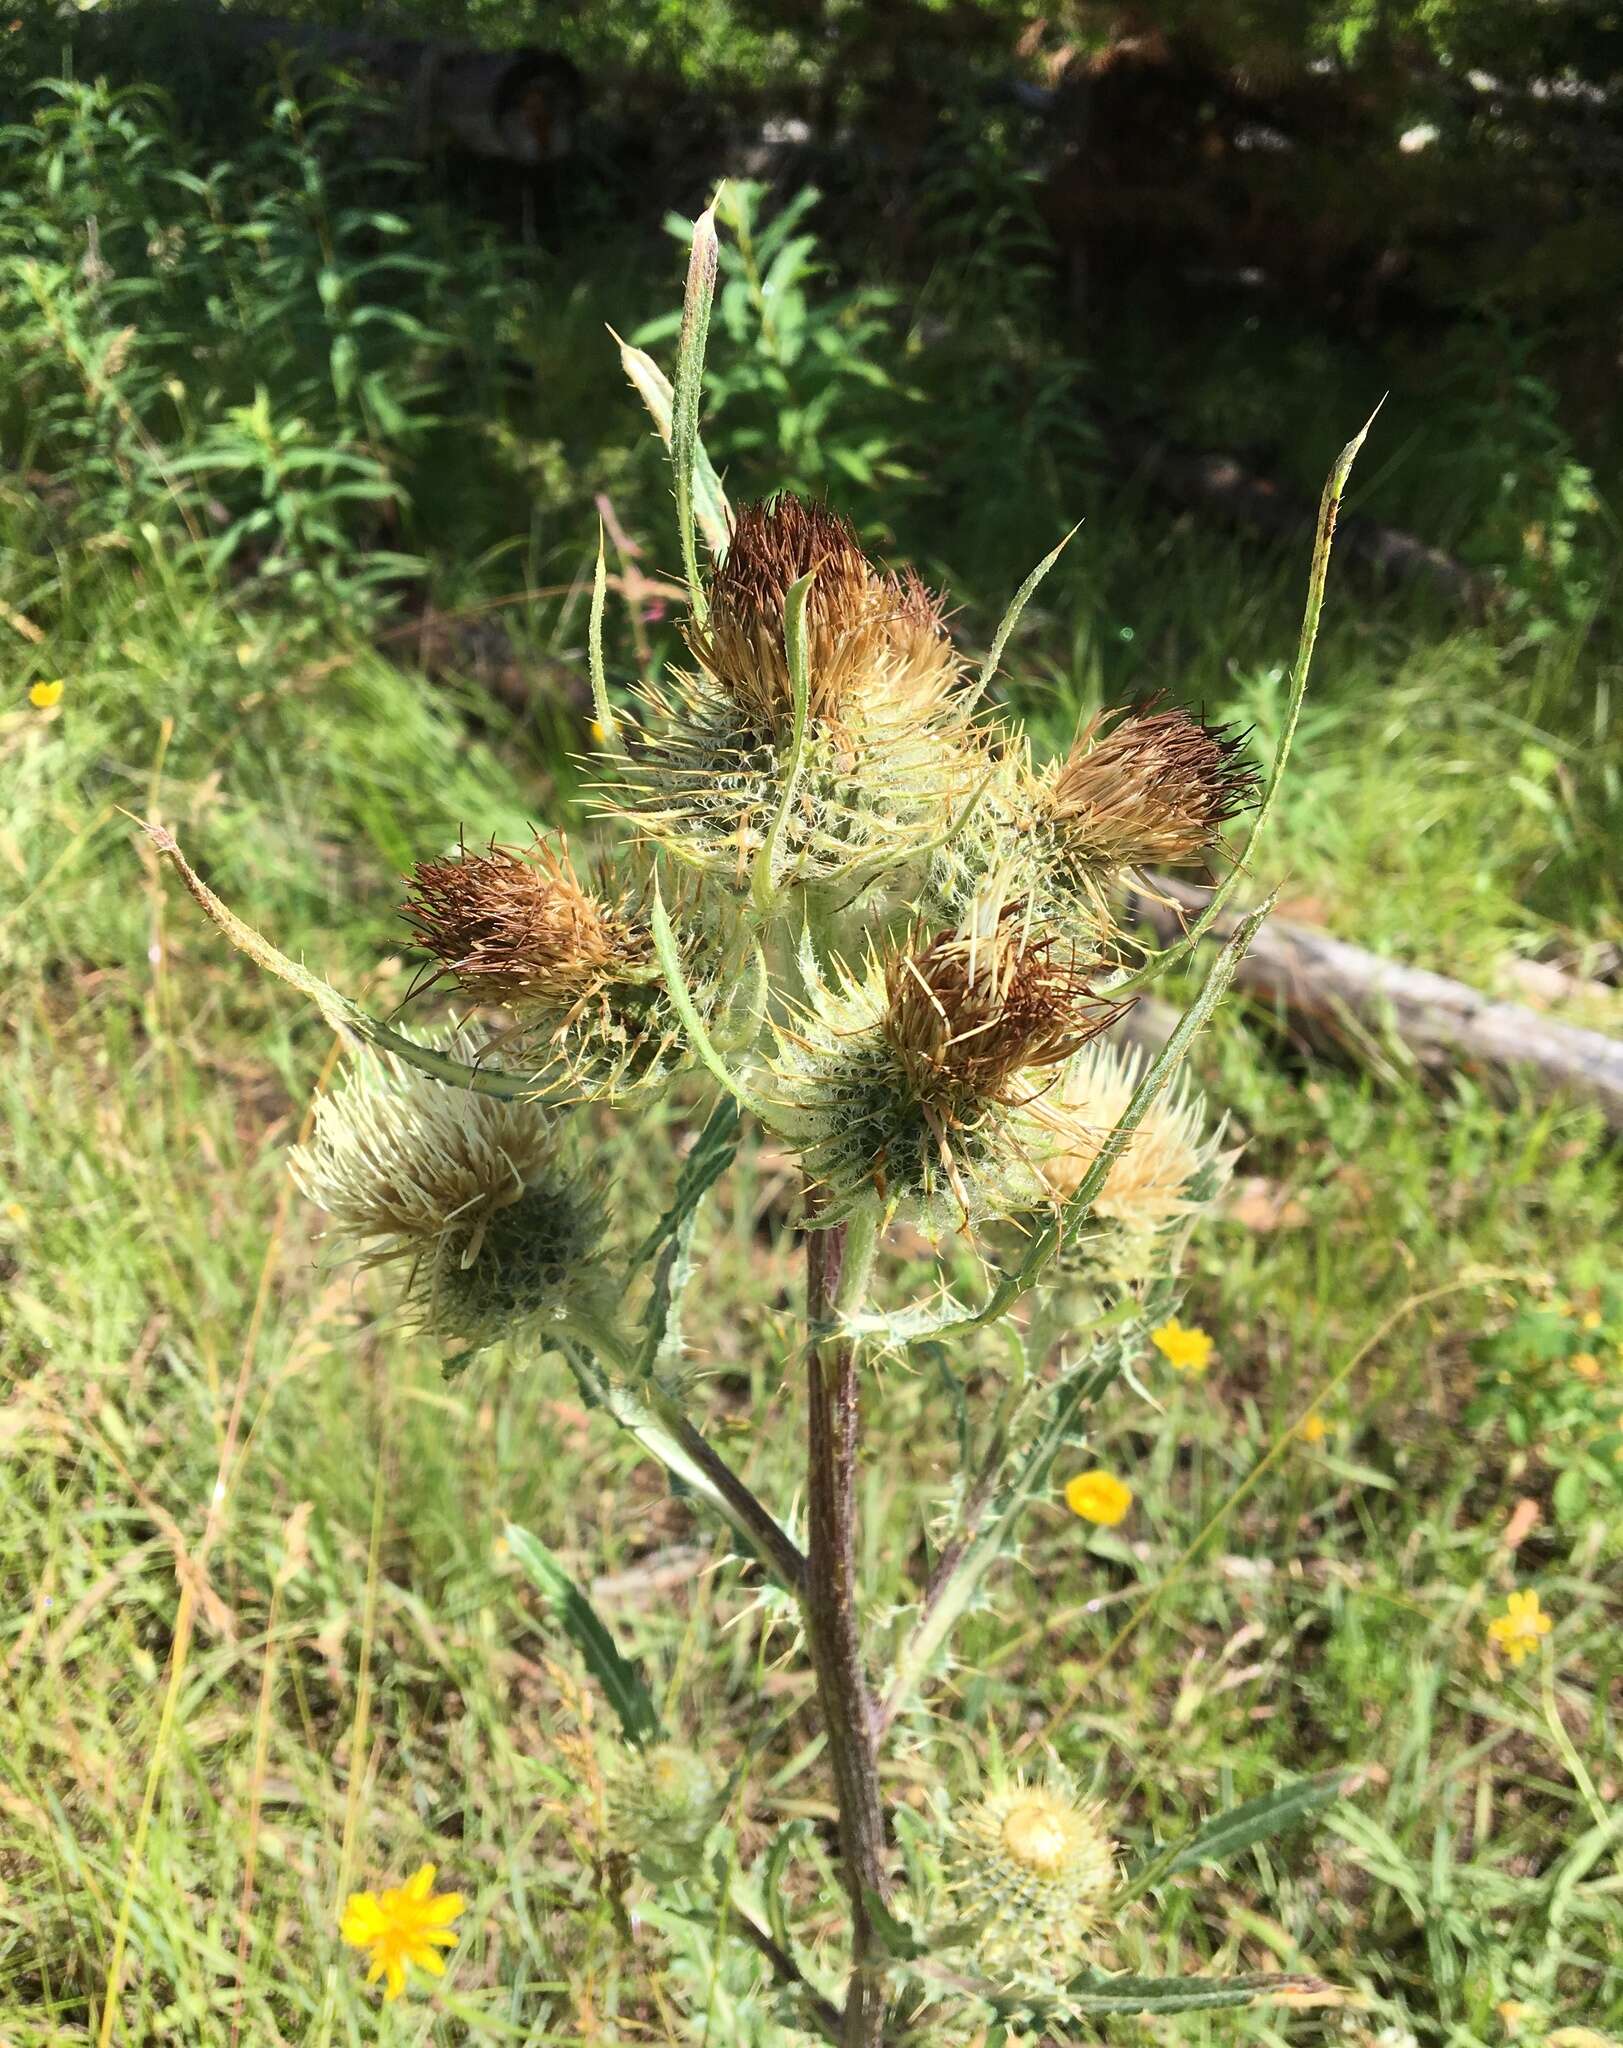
(1041, 1040, 1229, 1225)
(774, 894, 1117, 1229)
(699, 493, 960, 736)
(402, 839, 747, 1100)
(945, 1772, 1116, 1985)
(1031, 704, 1258, 906)
(288, 1037, 607, 1353)
(1037, 1039, 1232, 1288)
(604, 1741, 725, 1879)
(606, 493, 983, 895)
(404, 835, 649, 1011)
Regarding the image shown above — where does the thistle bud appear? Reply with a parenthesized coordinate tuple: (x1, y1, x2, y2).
(775, 893, 1118, 1229)
(945, 1773, 1116, 1985)
(288, 1038, 608, 1354)
(608, 493, 983, 895)
(604, 1741, 725, 1880)
(402, 839, 744, 1099)
(1030, 704, 1258, 914)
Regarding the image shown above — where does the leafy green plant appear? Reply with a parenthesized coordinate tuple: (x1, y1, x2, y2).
(0, 72, 526, 612)
(634, 180, 917, 515)
(150, 196, 1368, 2042)
(1467, 1290, 1623, 1527)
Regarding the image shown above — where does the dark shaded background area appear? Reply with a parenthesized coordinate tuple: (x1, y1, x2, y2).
(9, 7, 1618, 510)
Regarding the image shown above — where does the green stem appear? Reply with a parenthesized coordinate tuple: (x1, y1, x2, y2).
(879, 1332, 1135, 1732)
(563, 1316, 806, 1596)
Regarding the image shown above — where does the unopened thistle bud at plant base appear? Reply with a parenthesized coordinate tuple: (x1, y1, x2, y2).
(606, 493, 985, 895)
(1028, 704, 1258, 917)
(604, 1742, 725, 1879)
(1038, 1039, 1232, 1287)
(944, 1773, 1116, 1985)
(402, 838, 751, 1099)
(774, 894, 1118, 1229)
(288, 1037, 608, 1354)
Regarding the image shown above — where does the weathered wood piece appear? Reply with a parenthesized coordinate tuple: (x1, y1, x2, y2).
(1132, 877, 1623, 1128)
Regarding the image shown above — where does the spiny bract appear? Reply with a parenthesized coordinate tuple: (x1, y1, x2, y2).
(944, 1773, 1117, 1986)
(606, 494, 986, 897)
(288, 1035, 608, 1353)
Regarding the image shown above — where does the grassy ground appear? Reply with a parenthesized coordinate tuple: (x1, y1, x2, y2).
(3, 78, 1622, 2048)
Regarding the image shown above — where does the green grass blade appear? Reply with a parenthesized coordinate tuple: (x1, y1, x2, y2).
(504, 1523, 661, 1745)
(1117, 1770, 1351, 1903)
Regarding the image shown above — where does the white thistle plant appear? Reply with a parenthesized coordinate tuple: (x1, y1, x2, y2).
(149, 194, 1371, 2044)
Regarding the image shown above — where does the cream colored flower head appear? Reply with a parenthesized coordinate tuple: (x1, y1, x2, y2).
(289, 1035, 605, 1353)
(1041, 1039, 1229, 1228)
(944, 1769, 1116, 1986)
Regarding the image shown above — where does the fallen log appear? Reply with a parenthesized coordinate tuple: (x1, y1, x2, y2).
(1129, 876, 1623, 1129)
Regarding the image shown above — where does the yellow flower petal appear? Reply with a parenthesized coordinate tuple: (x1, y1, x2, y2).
(405, 1862, 437, 1900)
(384, 1958, 407, 2001)
(1151, 1317, 1213, 1374)
(416, 1949, 448, 1977)
(1064, 1470, 1133, 1527)
(420, 1892, 464, 1925)
(29, 679, 64, 709)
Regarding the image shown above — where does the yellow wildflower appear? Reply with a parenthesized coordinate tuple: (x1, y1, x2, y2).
(1486, 1589, 1551, 1669)
(28, 679, 64, 709)
(340, 1863, 463, 2001)
(1151, 1316, 1213, 1375)
(1579, 1309, 1602, 1331)
(1571, 1352, 1601, 1382)
(1296, 1410, 1327, 1444)
(1064, 1469, 1133, 1527)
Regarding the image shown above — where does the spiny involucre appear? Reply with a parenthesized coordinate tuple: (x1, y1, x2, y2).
(289, 1034, 609, 1353)
(604, 493, 987, 896)
(944, 1771, 1117, 1987)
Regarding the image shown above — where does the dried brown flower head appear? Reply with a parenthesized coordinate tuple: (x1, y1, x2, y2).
(881, 906, 1113, 1114)
(774, 893, 1122, 1227)
(402, 837, 650, 1015)
(606, 494, 982, 895)
(697, 493, 959, 738)
(1039, 704, 1257, 872)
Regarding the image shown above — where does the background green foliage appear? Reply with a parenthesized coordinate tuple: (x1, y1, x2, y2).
(1, 4, 1619, 2041)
